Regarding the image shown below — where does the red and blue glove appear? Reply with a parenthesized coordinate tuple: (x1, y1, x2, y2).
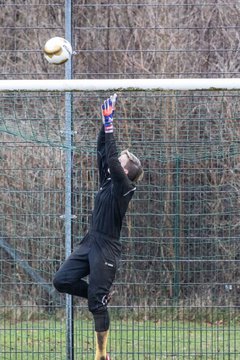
(101, 94, 117, 133)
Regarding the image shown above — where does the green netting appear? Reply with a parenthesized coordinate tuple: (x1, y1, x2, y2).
(1, 91, 240, 359)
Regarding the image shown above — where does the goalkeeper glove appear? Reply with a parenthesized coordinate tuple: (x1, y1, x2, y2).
(101, 94, 117, 133)
(110, 93, 117, 115)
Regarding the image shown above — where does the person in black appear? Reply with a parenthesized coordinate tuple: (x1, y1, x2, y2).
(53, 94, 144, 360)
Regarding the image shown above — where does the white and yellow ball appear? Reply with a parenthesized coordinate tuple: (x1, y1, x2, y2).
(43, 37, 72, 65)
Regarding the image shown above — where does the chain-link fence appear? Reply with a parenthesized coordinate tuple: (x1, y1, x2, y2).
(1, 1, 240, 359)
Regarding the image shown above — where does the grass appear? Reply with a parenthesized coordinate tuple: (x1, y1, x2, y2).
(1, 317, 240, 359)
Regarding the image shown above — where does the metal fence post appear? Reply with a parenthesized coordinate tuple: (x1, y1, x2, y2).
(65, 1, 74, 359)
(173, 156, 181, 301)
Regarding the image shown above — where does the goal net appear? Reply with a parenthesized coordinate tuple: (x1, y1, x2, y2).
(1, 79, 240, 358)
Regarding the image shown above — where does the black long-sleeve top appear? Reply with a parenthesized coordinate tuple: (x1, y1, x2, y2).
(90, 125, 136, 241)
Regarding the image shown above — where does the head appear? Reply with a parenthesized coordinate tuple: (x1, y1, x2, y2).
(118, 149, 144, 183)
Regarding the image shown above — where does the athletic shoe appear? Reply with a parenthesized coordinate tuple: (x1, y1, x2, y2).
(106, 291, 114, 304)
(102, 291, 115, 306)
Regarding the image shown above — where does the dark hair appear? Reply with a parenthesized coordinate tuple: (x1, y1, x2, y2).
(121, 150, 144, 183)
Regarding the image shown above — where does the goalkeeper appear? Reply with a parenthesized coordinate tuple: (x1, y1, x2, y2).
(53, 94, 143, 360)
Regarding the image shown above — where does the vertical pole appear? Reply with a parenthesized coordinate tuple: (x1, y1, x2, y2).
(173, 156, 181, 301)
(65, 1, 74, 360)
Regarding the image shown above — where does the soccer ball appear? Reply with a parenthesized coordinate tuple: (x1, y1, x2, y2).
(43, 37, 72, 65)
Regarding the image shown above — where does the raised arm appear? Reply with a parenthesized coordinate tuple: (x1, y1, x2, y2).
(97, 124, 108, 186)
(102, 95, 135, 196)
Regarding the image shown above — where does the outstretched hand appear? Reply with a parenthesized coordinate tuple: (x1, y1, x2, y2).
(110, 93, 117, 115)
(101, 94, 117, 133)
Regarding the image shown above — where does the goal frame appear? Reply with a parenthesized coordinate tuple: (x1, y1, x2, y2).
(1, 78, 240, 92)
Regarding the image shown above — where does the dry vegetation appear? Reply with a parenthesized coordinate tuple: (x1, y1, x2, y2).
(1, 1, 240, 313)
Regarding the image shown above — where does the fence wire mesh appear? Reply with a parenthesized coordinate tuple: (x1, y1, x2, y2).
(1, 1, 240, 79)
(1, 91, 240, 359)
(1, 1, 240, 360)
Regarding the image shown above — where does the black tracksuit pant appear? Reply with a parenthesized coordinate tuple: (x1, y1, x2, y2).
(53, 231, 120, 319)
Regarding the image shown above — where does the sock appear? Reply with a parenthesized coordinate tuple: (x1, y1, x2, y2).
(94, 330, 109, 360)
